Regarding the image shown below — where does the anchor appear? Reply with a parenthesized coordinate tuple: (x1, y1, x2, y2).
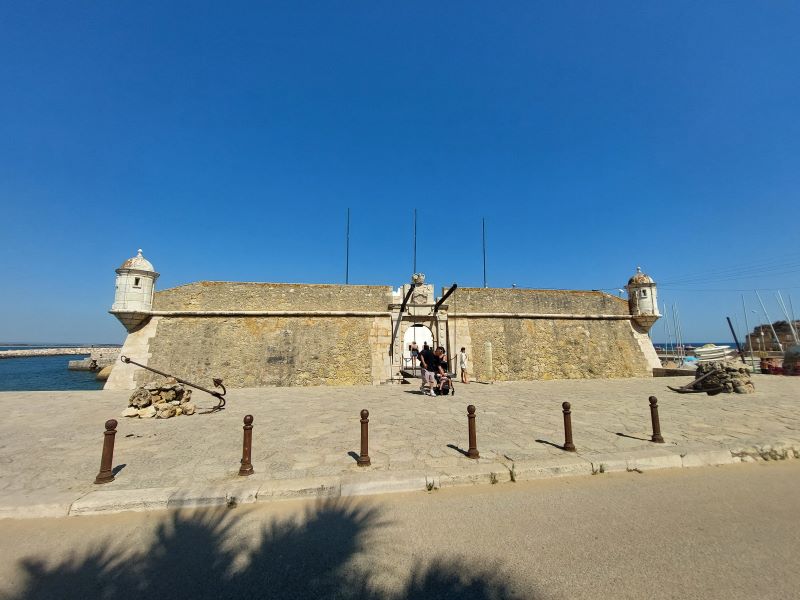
(120, 356, 227, 411)
(666, 369, 723, 395)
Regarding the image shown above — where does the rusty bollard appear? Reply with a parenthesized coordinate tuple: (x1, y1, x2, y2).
(649, 396, 665, 443)
(357, 409, 371, 467)
(467, 405, 480, 459)
(238, 415, 255, 476)
(562, 402, 576, 452)
(94, 419, 118, 484)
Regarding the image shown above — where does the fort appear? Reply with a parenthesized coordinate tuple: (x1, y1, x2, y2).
(104, 250, 662, 390)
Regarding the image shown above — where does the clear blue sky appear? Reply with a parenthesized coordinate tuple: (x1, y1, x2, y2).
(1, 2, 799, 344)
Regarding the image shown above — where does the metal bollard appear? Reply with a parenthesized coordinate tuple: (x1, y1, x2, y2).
(467, 405, 480, 459)
(649, 396, 665, 443)
(94, 419, 118, 484)
(357, 409, 371, 467)
(562, 402, 576, 452)
(238, 415, 255, 476)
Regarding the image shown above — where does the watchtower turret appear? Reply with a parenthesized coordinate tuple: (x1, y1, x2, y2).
(626, 266, 660, 331)
(110, 249, 159, 331)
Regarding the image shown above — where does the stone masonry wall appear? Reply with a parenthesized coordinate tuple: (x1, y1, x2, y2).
(153, 282, 392, 312)
(449, 288, 628, 315)
(456, 317, 651, 381)
(138, 315, 389, 388)
(110, 283, 654, 389)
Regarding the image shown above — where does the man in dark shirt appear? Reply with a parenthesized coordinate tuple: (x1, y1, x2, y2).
(419, 343, 438, 396)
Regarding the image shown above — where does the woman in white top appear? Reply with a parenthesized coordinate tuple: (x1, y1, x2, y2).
(459, 347, 469, 384)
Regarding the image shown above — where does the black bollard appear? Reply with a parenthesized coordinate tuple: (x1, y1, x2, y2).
(358, 409, 371, 467)
(467, 405, 479, 459)
(562, 402, 576, 452)
(649, 396, 665, 443)
(94, 419, 118, 484)
(238, 415, 255, 476)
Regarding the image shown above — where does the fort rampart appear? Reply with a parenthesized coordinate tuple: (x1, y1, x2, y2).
(105, 282, 658, 390)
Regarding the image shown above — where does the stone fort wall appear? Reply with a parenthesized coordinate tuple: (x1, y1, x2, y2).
(140, 315, 390, 388)
(153, 281, 392, 312)
(446, 288, 651, 381)
(106, 282, 656, 390)
(106, 283, 394, 389)
(449, 287, 629, 315)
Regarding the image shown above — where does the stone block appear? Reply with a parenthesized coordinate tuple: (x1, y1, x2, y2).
(70, 487, 178, 516)
(256, 477, 341, 502)
(340, 471, 430, 497)
(0, 493, 77, 519)
(438, 462, 510, 487)
(680, 449, 737, 468)
(511, 457, 594, 481)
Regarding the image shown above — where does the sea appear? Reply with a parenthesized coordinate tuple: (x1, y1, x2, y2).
(0, 345, 115, 392)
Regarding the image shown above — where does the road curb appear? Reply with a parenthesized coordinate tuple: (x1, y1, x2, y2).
(0, 442, 797, 519)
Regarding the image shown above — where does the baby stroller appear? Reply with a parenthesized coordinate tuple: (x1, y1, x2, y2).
(434, 371, 455, 396)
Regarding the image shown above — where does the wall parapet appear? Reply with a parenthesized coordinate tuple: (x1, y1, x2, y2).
(153, 282, 393, 312)
(447, 287, 629, 315)
(450, 312, 633, 320)
(147, 310, 392, 317)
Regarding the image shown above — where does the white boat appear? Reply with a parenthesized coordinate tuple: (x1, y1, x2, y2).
(694, 344, 736, 363)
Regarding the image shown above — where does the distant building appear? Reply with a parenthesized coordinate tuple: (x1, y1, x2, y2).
(745, 321, 800, 352)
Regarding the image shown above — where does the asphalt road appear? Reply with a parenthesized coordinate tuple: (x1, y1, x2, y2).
(1, 462, 798, 599)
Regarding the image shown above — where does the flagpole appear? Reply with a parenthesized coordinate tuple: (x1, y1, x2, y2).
(413, 209, 417, 274)
(482, 218, 487, 288)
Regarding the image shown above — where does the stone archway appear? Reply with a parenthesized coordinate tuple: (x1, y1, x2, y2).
(402, 324, 433, 369)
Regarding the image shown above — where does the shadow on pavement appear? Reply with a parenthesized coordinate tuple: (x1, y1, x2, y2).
(446, 443, 470, 457)
(535, 439, 567, 451)
(4, 498, 530, 599)
(615, 432, 650, 442)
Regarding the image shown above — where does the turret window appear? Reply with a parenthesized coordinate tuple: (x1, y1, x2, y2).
(640, 289, 647, 298)
(133, 277, 141, 289)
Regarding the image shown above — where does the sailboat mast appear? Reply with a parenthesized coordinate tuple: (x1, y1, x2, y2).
(776, 291, 799, 344)
(755, 291, 784, 352)
(742, 295, 756, 367)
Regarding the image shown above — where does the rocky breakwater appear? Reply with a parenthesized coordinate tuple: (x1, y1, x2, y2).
(0, 346, 120, 359)
(693, 360, 755, 395)
(121, 378, 197, 419)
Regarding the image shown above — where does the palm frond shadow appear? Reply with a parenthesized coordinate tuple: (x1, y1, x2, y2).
(4, 498, 530, 600)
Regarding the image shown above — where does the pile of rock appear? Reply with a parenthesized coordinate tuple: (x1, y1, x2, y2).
(693, 360, 755, 394)
(121, 378, 197, 419)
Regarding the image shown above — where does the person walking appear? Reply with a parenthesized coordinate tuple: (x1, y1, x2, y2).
(419, 343, 438, 396)
(459, 347, 469, 384)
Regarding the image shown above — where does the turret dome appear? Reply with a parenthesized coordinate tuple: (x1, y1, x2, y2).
(118, 249, 155, 273)
(628, 266, 654, 285)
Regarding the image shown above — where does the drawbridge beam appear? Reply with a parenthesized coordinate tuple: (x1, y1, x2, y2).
(389, 283, 416, 359)
(434, 283, 458, 314)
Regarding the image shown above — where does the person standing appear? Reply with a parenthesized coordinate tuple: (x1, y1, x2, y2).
(419, 343, 438, 396)
(410, 340, 419, 371)
(459, 347, 469, 384)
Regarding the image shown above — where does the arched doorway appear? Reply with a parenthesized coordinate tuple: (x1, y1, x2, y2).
(402, 324, 433, 369)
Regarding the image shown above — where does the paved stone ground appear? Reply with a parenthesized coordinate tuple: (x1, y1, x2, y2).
(0, 375, 798, 517)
